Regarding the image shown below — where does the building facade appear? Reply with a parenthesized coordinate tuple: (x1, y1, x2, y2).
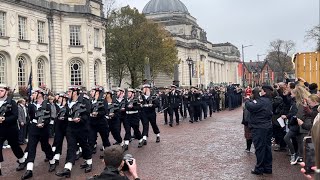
(0, 0, 106, 93)
(142, 0, 241, 88)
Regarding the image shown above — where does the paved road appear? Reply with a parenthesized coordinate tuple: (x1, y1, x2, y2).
(2, 107, 305, 180)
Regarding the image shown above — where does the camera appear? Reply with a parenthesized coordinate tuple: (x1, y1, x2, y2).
(122, 154, 133, 171)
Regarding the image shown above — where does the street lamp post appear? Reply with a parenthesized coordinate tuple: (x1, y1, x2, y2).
(257, 53, 266, 61)
(242, 44, 253, 87)
(186, 57, 193, 86)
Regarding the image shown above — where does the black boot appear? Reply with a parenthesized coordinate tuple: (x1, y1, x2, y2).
(143, 139, 147, 145)
(0, 168, 2, 176)
(55, 168, 71, 178)
(16, 162, 27, 171)
(80, 162, 88, 169)
(84, 164, 92, 173)
(156, 136, 160, 143)
(49, 163, 57, 172)
(138, 141, 143, 148)
(55, 160, 59, 165)
(21, 170, 33, 179)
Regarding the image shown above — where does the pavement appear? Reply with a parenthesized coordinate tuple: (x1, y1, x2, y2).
(1, 107, 306, 180)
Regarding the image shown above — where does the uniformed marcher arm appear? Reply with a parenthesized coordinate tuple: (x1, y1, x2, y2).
(2, 100, 18, 125)
(245, 100, 264, 113)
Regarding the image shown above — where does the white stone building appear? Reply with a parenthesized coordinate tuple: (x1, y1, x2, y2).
(142, 0, 241, 88)
(0, 0, 106, 93)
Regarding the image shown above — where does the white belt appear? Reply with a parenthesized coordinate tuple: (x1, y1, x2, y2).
(68, 118, 73, 122)
(32, 119, 38, 123)
(126, 111, 138, 114)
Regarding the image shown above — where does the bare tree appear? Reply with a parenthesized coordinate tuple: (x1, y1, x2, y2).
(305, 25, 320, 51)
(266, 39, 295, 74)
(103, 0, 116, 18)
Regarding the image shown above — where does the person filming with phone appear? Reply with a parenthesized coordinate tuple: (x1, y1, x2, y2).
(88, 145, 140, 180)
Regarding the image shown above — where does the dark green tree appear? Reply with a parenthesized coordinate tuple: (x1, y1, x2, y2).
(106, 6, 178, 88)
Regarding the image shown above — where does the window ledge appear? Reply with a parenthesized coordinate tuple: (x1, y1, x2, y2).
(69, 45, 84, 48)
(38, 42, 48, 45)
(94, 47, 102, 51)
(0, 36, 9, 40)
(18, 39, 30, 43)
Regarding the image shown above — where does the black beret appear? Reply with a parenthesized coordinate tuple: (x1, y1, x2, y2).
(262, 85, 273, 92)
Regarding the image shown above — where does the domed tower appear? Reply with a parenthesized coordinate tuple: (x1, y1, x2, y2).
(142, 0, 189, 15)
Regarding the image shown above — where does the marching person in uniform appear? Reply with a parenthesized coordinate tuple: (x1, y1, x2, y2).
(105, 90, 122, 145)
(122, 89, 143, 151)
(162, 87, 170, 125)
(21, 88, 56, 179)
(55, 86, 93, 178)
(0, 84, 26, 176)
(168, 85, 181, 127)
(88, 86, 111, 158)
(52, 93, 69, 165)
(140, 84, 160, 144)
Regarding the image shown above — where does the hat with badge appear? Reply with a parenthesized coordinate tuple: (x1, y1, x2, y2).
(91, 85, 104, 92)
(115, 87, 124, 92)
(0, 84, 9, 90)
(127, 88, 136, 93)
(68, 85, 81, 91)
(105, 89, 113, 94)
(142, 84, 151, 88)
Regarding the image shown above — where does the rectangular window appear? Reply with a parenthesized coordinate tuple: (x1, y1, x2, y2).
(94, 28, 99, 48)
(69, 25, 81, 46)
(38, 21, 45, 43)
(18, 16, 27, 40)
(0, 11, 6, 37)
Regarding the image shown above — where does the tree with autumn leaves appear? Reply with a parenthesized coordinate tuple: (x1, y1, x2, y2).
(106, 6, 178, 88)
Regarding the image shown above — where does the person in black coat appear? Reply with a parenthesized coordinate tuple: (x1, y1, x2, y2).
(246, 85, 274, 175)
(21, 89, 56, 179)
(0, 84, 26, 176)
(55, 86, 93, 178)
(88, 145, 140, 180)
(88, 86, 111, 157)
(168, 85, 181, 126)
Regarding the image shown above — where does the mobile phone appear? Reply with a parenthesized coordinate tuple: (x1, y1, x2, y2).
(303, 136, 315, 174)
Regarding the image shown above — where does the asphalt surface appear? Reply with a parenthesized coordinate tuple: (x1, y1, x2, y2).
(1, 107, 306, 180)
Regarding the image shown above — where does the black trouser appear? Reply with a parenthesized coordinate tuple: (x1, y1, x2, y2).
(49, 118, 55, 138)
(141, 111, 160, 137)
(284, 130, 299, 155)
(206, 101, 213, 117)
(0, 126, 24, 162)
(183, 103, 189, 118)
(88, 121, 111, 152)
(164, 109, 168, 123)
(200, 102, 208, 119)
(215, 98, 220, 111)
(25, 125, 53, 163)
(228, 95, 233, 110)
(251, 128, 273, 173)
(179, 105, 184, 118)
(108, 116, 122, 144)
(168, 107, 179, 124)
(273, 124, 286, 149)
(124, 113, 142, 141)
(65, 127, 92, 164)
(19, 124, 27, 143)
(52, 121, 67, 155)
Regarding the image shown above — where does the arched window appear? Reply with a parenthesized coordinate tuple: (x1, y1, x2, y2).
(94, 61, 99, 85)
(70, 59, 82, 86)
(0, 54, 5, 84)
(18, 56, 26, 86)
(37, 58, 45, 86)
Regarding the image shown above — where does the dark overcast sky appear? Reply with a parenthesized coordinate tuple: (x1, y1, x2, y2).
(115, 0, 319, 61)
